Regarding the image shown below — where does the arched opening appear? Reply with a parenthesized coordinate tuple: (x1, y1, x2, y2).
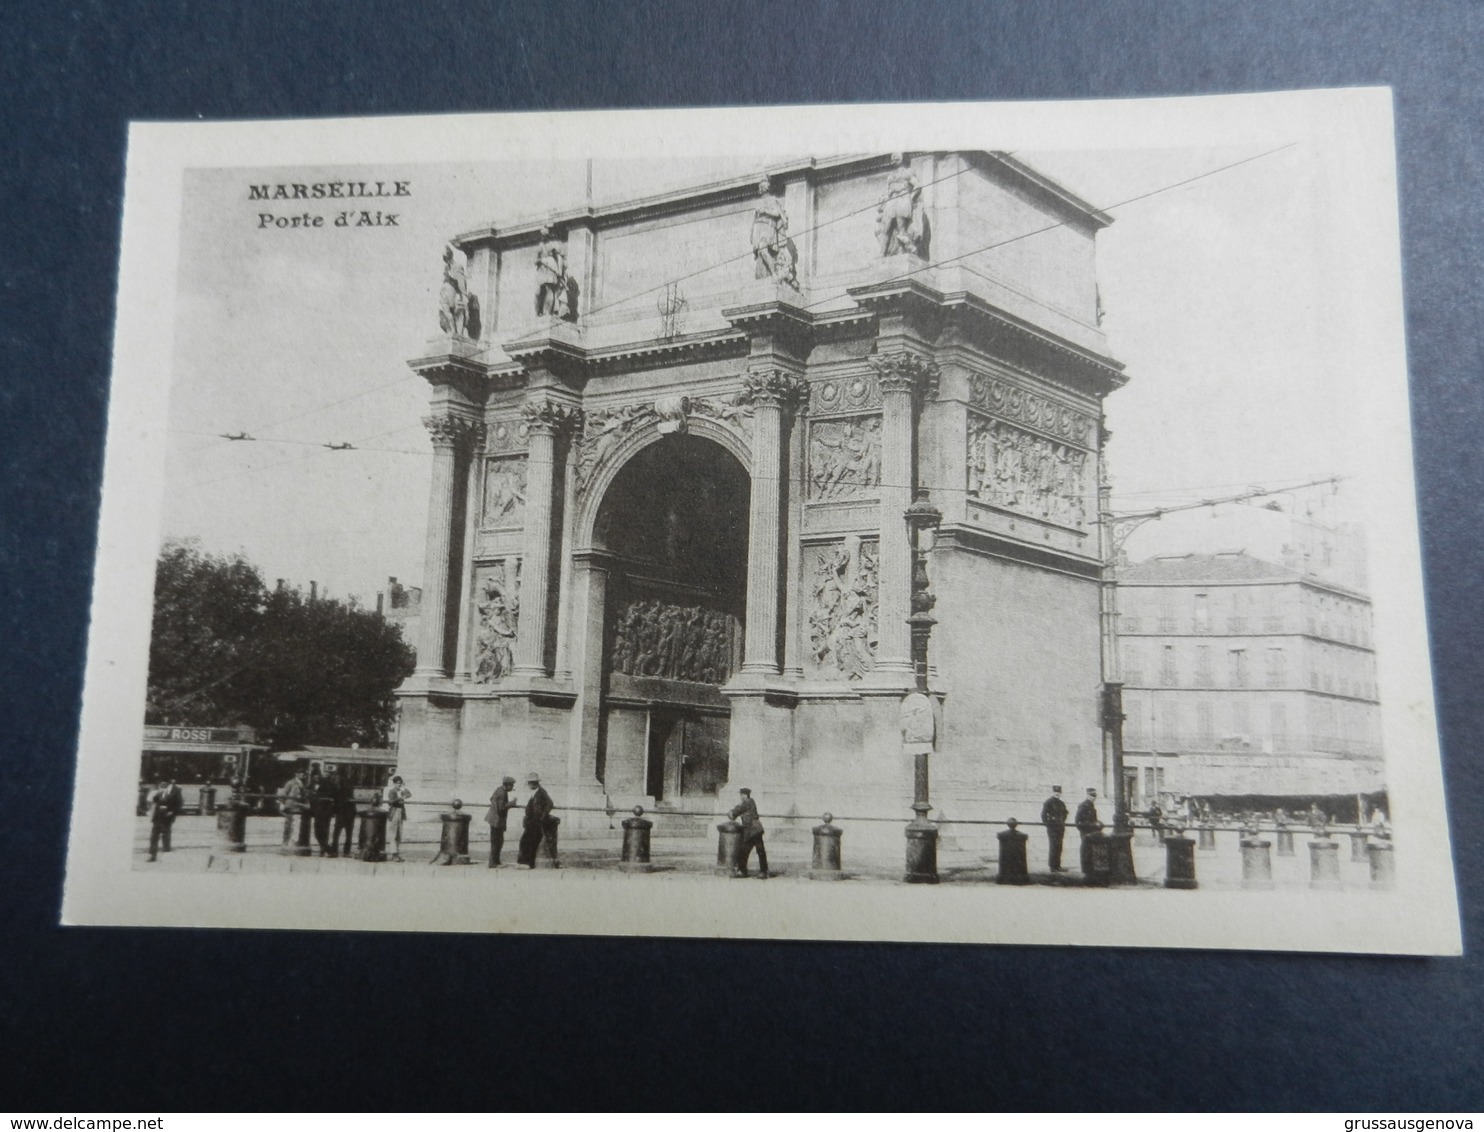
(592, 434, 749, 803)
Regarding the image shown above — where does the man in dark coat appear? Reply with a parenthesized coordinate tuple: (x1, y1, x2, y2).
(146, 779, 183, 861)
(330, 771, 357, 858)
(728, 787, 769, 879)
(484, 775, 516, 868)
(310, 770, 336, 857)
(1075, 787, 1101, 875)
(1041, 785, 1069, 872)
(517, 773, 555, 868)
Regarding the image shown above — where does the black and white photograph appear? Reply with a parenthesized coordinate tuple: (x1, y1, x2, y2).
(63, 91, 1459, 953)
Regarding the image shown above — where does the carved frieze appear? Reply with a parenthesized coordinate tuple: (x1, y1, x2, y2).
(812, 371, 881, 413)
(484, 417, 529, 454)
(807, 537, 879, 681)
(967, 414, 1090, 530)
(610, 598, 737, 684)
(808, 415, 882, 501)
(472, 560, 520, 682)
(574, 393, 754, 499)
(968, 372, 1094, 446)
(482, 456, 527, 528)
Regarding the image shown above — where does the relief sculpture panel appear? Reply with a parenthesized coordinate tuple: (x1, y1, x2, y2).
(482, 456, 527, 527)
(610, 598, 738, 685)
(472, 559, 520, 682)
(807, 536, 879, 681)
(968, 373, 1095, 446)
(808, 415, 882, 501)
(967, 415, 1089, 529)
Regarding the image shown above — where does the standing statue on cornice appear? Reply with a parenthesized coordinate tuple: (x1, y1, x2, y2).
(438, 243, 480, 339)
(877, 153, 928, 258)
(535, 224, 577, 321)
(750, 178, 798, 288)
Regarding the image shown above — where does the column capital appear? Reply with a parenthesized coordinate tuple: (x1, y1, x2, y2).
(521, 395, 583, 437)
(737, 367, 810, 413)
(869, 351, 939, 400)
(423, 414, 483, 450)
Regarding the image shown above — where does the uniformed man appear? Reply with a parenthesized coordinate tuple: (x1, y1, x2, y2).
(1075, 787, 1101, 875)
(330, 770, 358, 858)
(728, 787, 769, 879)
(145, 778, 183, 862)
(1040, 785, 1069, 872)
(517, 772, 555, 868)
(484, 775, 517, 868)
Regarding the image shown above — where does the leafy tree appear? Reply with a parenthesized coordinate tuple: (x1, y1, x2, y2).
(146, 539, 416, 748)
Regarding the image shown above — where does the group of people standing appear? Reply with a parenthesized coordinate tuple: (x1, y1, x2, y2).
(1039, 785, 1105, 874)
(276, 769, 413, 861)
(483, 772, 556, 868)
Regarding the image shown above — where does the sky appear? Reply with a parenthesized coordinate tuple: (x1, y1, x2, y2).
(159, 142, 1372, 604)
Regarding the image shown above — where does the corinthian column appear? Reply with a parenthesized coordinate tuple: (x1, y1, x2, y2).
(871, 352, 938, 677)
(417, 414, 479, 676)
(513, 395, 579, 677)
(737, 368, 809, 676)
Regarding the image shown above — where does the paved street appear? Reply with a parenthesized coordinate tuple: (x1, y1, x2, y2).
(132, 813, 1392, 893)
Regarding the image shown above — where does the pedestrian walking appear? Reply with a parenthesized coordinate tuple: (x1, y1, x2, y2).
(331, 770, 357, 858)
(484, 775, 516, 867)
(310, 770, 335, 856)
(145, 779, 183, 862)
(728, 787, 769, 878)
(1040, 785, 1069, 872)
(1075, 787, 1101, 875)
(384, 774, 412, 861)
(278, 770, 305, 844)
(517, 773, 554, 868)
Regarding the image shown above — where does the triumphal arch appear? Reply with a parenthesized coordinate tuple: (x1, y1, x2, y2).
(397, 152, 1127, 833)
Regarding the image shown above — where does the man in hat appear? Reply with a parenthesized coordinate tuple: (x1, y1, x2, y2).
(728, 787, 769, 879)
(1075, 787, 1102, 875)
(517, 772, 555, 868)
(1040, 785, 1069, 872)
(145, 778, 183, 862)
(484, 775, 517, 868)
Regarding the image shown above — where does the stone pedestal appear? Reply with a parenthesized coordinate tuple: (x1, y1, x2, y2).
(715, 821, 743, 876)
(1163, 835, 1197, 890)
(216, 802, 248, 853)
(1367, 839, 1396, 891)
(358, 809, 388, 862)
(808, 815, 845, 880)
(1240, 837, 1274, 890)
(904, 815, 940, 884)
(432, 809, 473, 865)
(1081, 832, 1111, 887)
(1308, 837, 1342, 890)
(620, 808, 655, 873)
(199, 786, 218, 816)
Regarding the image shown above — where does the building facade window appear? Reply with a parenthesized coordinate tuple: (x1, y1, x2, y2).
(1195, 645, 1213, 686)
(1227, 589, 1248, 632)
(1196, 700, 1214, 743)
(1161, 645, 1178, 687)
(1265, 646, 1285, 688)
(1193, 593, 1210, 633)
(1229, 647, 1248, 688)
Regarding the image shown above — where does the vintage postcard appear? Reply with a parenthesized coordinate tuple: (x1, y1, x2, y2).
(63, 91, 1461, 953)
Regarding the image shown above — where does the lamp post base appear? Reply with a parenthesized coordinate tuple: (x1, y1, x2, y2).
(904, 816, 939, 884)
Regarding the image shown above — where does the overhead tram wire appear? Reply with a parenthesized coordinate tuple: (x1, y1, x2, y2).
(178, 145, 1296, 494)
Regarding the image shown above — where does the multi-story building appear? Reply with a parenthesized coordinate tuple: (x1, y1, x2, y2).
(1116, 549, 1384, 808)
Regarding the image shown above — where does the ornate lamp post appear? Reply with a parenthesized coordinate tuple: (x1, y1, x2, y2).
(903, 490, 942, 884)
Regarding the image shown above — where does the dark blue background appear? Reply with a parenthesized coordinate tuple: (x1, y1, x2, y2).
(4, 1, 1480, 1111)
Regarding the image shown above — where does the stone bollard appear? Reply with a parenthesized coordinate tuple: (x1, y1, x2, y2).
(1197, 822, 1217, 852)
(1107, 830, 1137, 886)
(996, 819, 1030, 885)
(808, 813, 845, 881)
(1240, 836, 1274, 890)
(1349, 829, 1369, 863)
(216, 800, 249, 853)
(1082, 830, 1111, 887)
(620, 807, 655, 873)
(280, 806, 313, 857)
(1367, 838, 1396, 891)
(431, 800, 473, 866)
(199, 785, 218, 816)
(358, 808, 387, 862)
(716, 820, 744, 877)
(1276, 822, 1295, 857)
(535, 816, 561, 868)
(1308, 832, 1342, 890)
(1163, 832, 1197, 890)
